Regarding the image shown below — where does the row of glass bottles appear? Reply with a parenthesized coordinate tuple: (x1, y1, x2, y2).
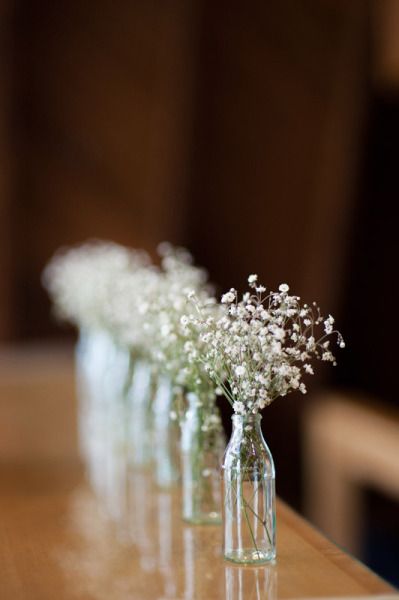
(75, 329, 276, 565)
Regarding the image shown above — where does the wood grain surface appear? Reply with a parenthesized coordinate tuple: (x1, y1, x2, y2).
(0, 461, 394, 600)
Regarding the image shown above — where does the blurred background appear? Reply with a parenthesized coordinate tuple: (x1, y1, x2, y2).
(0, 0, 398, 586)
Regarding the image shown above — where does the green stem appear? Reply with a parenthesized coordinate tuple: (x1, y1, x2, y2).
(242, 495, 272, 546)
(240, 457, 260, 558)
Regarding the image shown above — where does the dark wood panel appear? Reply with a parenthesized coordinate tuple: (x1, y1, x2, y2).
(11, 0, 198, 338)
(188, 1, 367, 307)
(0, 0, 14, 339)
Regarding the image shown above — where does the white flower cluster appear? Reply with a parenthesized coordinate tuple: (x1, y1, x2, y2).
(139, 243, 219, 402)
(42, 240, 150, 333)
(44, 240, 219, 403)
(184, 275, 345, 415)
(44, 243, 345, 419)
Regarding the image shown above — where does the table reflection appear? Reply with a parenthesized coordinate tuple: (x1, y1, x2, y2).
(57, 446, 277, 599)
(225, 565, 277, 600)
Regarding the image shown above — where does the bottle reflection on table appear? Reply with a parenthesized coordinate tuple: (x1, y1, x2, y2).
(131, 470, 157, 572)
(225, 564, 277, 600)
(158, 492, 179, 598)
(183, 526, 224, 600)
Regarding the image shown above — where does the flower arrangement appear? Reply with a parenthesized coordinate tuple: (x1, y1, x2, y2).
(43, 240, 224, 490)
(184, 274, 345, 416)
(42, 240, 150, 337)
(139, 244, 224, 500)
(44, 239, 346, 547)
(43, 239, 222, 408)
(181, 274, 345, 563)
(144, 243, 213, 393)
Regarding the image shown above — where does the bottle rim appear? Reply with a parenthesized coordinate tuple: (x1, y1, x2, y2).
(231, 412, 262, 422)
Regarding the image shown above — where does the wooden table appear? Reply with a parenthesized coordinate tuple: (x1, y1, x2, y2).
(0, 460, 395, 600)
(0, 346, 396, 599)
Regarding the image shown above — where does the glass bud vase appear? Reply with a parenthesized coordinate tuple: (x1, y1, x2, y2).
(181, 392, 225, 524)
(127, 358, 154, 467)
(75, 328, 123, 488)
(152, 375, 180, 488)
(222, 413, 276, 564)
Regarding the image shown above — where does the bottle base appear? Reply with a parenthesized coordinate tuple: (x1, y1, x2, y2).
(224, 548, 276, 565)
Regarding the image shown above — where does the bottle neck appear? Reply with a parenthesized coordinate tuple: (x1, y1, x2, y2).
(231, 413, 263, 436)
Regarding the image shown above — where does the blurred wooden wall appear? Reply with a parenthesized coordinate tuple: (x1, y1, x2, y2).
(0, 1, 13, 340)
(0, 1, 368, 341)
(6, 0, 199, 338)
(188, 1, 366, 307)
(0, 0, 371, 507)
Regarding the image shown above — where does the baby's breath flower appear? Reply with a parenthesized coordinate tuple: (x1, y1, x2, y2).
(235, 365, 246, 378)
(324, 314, 335, 335)
(233, 401, 246, 414)
(42, 240, 151, 340)
(221, 290, 236, 304)
(186, 275, 345, 415)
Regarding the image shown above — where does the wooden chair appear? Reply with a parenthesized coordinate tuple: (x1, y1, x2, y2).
(303, 392, 399, 554)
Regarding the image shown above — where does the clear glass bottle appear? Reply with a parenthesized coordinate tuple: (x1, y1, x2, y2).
(75, 329, 94, 464)
(152, 375, 180, 487)
(75, 329, 117, 480)
(75, 329, 131, 497)
(127, 358, 154, 467)
(222, 413, 276, 564)
(181, 392, 225, 524)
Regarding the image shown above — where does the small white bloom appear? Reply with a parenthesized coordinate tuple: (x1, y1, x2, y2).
(279, 283, 289, 293)
(233, 401, 245, 414)
(235, 365, 246, 377)
(324, 314, 335, 334)
(221, 291, 236, 304)
(248, 274, 258, 284)
(274, 327, 285, 340)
